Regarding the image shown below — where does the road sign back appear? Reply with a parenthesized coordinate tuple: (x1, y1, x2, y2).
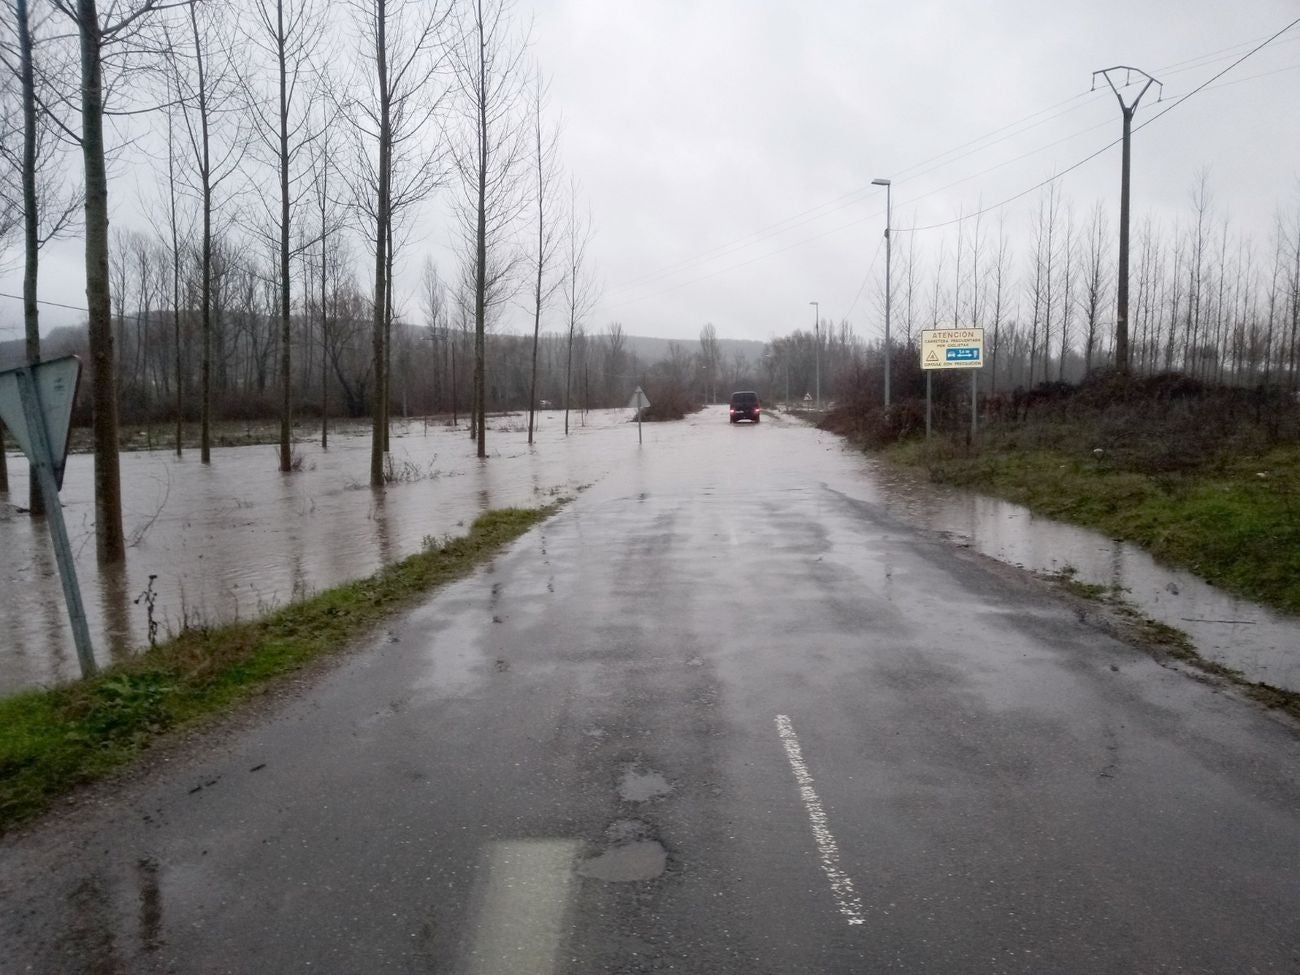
(0, 356, 82, 489)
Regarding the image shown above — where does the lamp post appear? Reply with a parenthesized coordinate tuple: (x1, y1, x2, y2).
(809, 300, 820, 409)
(871, 178, 892, 407)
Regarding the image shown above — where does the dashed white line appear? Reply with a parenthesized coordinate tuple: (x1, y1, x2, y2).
(774, 713, 867, 927)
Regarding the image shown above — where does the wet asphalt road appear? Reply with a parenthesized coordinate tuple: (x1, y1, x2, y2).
(3, 412, 1299, 974)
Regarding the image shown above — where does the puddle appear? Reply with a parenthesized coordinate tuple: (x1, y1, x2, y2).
(618, 766, 673, 802)
(577, 841, 667, 882)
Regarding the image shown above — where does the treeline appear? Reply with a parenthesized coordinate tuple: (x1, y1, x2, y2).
(886, 178, 1298, 393)
(82, 239, 660, 423)
(767, 176, 1300, 407)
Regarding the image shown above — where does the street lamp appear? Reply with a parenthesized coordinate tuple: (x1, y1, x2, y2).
(809, 300, 820, 409)
(872, 178, 892, 407)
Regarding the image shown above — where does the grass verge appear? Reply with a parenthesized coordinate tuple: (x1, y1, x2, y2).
(1043, 568, 1300, 722)
(888, 440, 1300, 617)
(0, 504, 560, 834)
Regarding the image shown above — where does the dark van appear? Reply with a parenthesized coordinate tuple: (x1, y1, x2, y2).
(729, 390, 761, 423)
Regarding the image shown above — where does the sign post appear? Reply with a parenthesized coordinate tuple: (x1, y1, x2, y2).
(627, 386, 651, 444)
(920, 328, 984, 442)
(0, 357, 97, 677)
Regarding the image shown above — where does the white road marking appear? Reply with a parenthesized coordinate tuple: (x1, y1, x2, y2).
(774, 714, 867, 926)
(464, 839, 581, 975)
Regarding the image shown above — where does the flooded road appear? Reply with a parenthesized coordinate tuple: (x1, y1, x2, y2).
(2, 408, 1297, 695)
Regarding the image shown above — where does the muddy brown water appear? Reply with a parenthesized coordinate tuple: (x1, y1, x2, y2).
(1, 409, 1296, 696)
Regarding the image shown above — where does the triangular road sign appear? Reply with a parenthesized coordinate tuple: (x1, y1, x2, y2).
(0, 356, 82, 489)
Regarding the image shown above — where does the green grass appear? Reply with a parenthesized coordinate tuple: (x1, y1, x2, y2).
(890, 440, 1300, 616)
(0, 505, 560, 834)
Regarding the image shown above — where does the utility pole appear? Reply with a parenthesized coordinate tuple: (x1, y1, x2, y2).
(1093, 66, 1160, 375)
(810, 300, 820, 408)
(872, 178, 892, 405)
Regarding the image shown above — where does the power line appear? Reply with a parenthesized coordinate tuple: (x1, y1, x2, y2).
(605, 88, 1105, 298)
(605, 24, 1299, 304)
(899, 15, 1300, 235)
(843, 235, 885, 323)
(0, 290, 89, 313)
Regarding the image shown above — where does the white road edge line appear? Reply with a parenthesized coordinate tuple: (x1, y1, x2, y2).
(774, 714, 867, 927)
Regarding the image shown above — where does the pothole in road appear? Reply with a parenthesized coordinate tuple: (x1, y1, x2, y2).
(577, 841, 667, 882)
(577, 819, 669, 882)
(618, 765, 673, 802)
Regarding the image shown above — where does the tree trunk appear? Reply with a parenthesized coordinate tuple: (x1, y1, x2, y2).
(276, 0, 293, 472)
(320, 222, 329, 450)
(369, 0, 390, 487)
(18, 0, 45, 515)
(76, 0, 125, 563)
(473, 8, 488, 459)
(168, 103, 183, 457)
(189, 7, 214, 465)
(383, 217, 393, 453)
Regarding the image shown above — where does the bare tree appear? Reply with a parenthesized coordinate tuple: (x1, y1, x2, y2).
(525, 64, 560, 445)
(601, 320, 625, 394)
(1079, 201, 1112, 375)
(0, 64, 13, 495)
(242, 0, 326, 471)
(1, 0, 82, 513)
(51, 0, 175, 562)
(900, 218, 918, 348)
(162, 75, 187, 455)
(1057, 203, 1075, 381)
(308, 95, 346, 447)
(987, 215, 1010, 394)
(1183, 172, 1213, 376)
(560, 177, 596, 436)
(166, 1, 245, 464)
(449, 0, 529, 458)
(346, 0, 451, 485)
(1286, 204, 1300, 392)
(698, 322, 720, 403)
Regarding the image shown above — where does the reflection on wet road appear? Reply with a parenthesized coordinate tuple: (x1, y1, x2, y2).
(2, 408, 1296, 973)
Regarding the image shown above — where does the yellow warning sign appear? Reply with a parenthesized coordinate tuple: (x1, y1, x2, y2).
(920, 328, 984, 370)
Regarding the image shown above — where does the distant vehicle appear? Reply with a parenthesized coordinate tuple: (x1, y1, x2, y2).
(729, 390, 761, 423)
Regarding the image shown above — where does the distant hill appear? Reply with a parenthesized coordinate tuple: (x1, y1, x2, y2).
(622, 334, 767, 365)
(0, 326, 766, 372)
(0, 327, 85, 370)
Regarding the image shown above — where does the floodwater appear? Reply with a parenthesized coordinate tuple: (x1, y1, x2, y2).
(867, 461, 1300, 693)
(0, 411, 628, 695)
(1, 408, 1296, 696)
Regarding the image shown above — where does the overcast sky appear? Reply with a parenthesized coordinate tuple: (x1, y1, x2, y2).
(3, 0, 1298, 347)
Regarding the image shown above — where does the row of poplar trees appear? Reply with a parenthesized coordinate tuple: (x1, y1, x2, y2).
(1, 0, 595, 566)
